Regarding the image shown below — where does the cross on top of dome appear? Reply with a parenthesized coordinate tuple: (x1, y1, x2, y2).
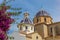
(24, 12, 29, 18)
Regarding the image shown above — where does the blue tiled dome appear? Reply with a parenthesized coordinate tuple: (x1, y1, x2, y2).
(20, 12, 32, 24)
(36, 10, 50, 17)
(20, 18, 32, 24)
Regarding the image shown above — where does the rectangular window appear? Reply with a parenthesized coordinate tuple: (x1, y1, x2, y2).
(37, 18, 38, 23)
(36, 36, 38, 40)
(26, 26, 28, 30)
(51, 27, 52, 33)
(44, 18, 46, 22)
(20, 27, 22, 30)
(31, 27, 33, 30)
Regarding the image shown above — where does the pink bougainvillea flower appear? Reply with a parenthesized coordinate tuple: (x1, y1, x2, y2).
(0, 5, 14, 40)
(0, 29, 7, 40)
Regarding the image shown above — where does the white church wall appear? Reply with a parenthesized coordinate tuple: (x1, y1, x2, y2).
(22, 26, 25, 31)
(28, 25, 34, 32)
(22, 24, 34, 34)
(8, 31, 26, 40)
(19, 23, 34, 34)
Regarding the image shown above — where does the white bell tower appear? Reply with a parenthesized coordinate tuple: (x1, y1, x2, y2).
(18, 12, 34, 34)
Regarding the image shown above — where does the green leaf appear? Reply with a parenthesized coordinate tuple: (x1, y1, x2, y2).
(10, 8, 22, 10)
(7, 12, 21, 16)
(0, 6, 2, 10)
(6, 6, 11, 9)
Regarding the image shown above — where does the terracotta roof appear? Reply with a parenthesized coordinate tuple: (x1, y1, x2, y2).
(48, 22, 60, 26)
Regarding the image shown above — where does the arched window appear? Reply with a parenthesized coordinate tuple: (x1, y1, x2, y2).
(31, 27, 33, 30)
(40, 18, 41, 22)
(44, 18, 46, 22)
(36, 36, 38, 40)
(26, 26, 28, 30)
(51, 27, 52, 33)
(37, 18, 39, 23)
(20, 27, 22, 30)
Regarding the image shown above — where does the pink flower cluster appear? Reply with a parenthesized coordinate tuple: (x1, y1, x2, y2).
(0, 6, 14, 40)
(0, 29, 7, 40)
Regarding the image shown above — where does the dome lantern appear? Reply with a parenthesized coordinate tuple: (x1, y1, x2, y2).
(24, 12, 29, 18)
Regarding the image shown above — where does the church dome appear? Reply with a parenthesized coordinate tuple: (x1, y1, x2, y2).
(36, 10, 50, 17)
(20, 18, 32, 24)
(20, 12, 32, 24)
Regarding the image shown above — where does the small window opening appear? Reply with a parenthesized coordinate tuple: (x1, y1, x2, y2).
(44, 18, 46, 22)
(37, 18, 39, 23)
(26, 26, 28, 30)
(20, 27, 22, 30)
(36, 36, 38, 39)
(51, 27, 52, 33)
